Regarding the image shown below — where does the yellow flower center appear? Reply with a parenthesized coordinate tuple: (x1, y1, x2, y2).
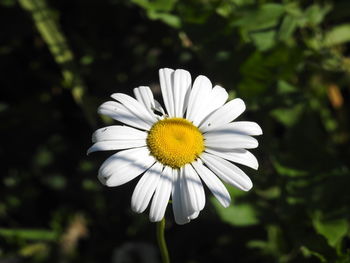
(147, 118, 205, 169)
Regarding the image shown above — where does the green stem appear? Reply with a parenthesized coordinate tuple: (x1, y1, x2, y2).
(156, 218, 170, 263)
(19, 0, 96, 127)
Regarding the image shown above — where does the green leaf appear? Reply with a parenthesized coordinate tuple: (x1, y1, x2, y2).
(270, 104, 304, 127)
(304, 4, 332, 27)
(256, 187, 281, 199)
(235, 3, 285, 31)
(131, 0, 180, 27)
(0, 228, 58, 241)
(238, 48, 301, 97)
(147, 11, 181, 28)
(231, 0, 254, 6)
(20, 243, 49, 258)
(277, 80, 297, 94)
(216, 1, 233, 18)
(284, 2, 303, 17)
(131, 0, 177, 12)
(312, 214, 349, 248)
(211, 197, 259, 226)
(278, 14, 297, 41)
(324, 24, 350, 47)
(250, 30, 276, 51)
(272, 160, 307, 177)
(238, 78, 267, 97)
(80, 55, 94, 65)
(300, 246, 327, 263)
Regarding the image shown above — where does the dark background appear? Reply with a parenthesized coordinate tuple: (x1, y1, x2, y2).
(1, 0, 350, 262)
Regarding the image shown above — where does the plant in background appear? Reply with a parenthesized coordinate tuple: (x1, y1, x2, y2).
(3, 0, 348, 262)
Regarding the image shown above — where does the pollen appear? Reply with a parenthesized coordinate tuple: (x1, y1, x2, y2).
(147, 118, 205, 169)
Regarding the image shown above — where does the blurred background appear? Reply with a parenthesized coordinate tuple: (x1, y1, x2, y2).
(1, 0, 350, 262)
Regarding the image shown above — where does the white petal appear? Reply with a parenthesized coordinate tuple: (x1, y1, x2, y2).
(98, 147, 155, 187)
(206, 85, 229, 112)
(199, 98, 246, 132)
(207, 121, 263, 136)
(192, 159, 231, 207)
(87, 140, 146, 154)
(154, 99, 166, 115)
(198, 85, 228, 124)
(201, 152, 253, 191)
(133, 86, 155, 114)
(189, 211, 200, 220)
(149, 166, 173, 222)
(185, 75, 230, 126)
(185, 75, 212, 125)
(183, 164, 205, 212)
(131, 162, 163, 213)
(111, 93, 157, 125)
(92, 125, 147, 143)
(159, 68, 175, 117)
(205, 148, 259, 170)
(204, 132, 258, 149)
(98, 101, 151, 130)
(179, 167, 200, 220)
(172, 165, 206, 224)
(173, 69, 192, 117)
(133, 87, 165, 115)
(172, 169, 191, 225)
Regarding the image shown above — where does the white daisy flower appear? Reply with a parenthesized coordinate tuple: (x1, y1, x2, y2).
(88, 68, 262, 225)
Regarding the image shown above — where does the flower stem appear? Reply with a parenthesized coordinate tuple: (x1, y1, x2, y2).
(18, 0, 96, 127)
(156, 217, 170, 263)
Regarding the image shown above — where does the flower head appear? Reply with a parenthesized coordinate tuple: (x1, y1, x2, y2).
(88, 68, 262, 224)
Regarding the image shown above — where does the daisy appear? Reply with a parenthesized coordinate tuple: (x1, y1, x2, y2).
(88, 68, 262, 225)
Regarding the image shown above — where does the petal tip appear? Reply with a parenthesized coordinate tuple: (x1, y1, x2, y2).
(131, 205, 142, 214)
(86, 148, 92, 155)
(105, 178, 117, 187)
(255, 124, 263, 135)
(97, 176, 107, 186)
(222, 202, 230, 208)
(159, 68, 174, 74)
(149, 215, 161, 223)
(174, 68, 190, 76)
(235, 98, 246, 110)
(243, 181, 253, 191)
(194, 74, 211, 84)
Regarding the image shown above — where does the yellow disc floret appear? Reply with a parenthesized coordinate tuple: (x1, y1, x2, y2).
(147, 118, 205, 169)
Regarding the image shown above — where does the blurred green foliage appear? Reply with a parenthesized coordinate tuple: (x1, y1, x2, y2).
(1, 0, 350, 262)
